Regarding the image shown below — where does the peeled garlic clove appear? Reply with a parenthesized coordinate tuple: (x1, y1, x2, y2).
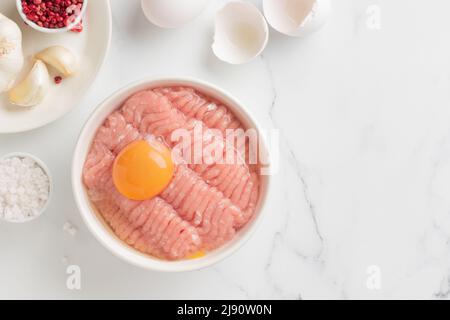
(35, 46, 78, 77)
(212, 1, 269, 65)
(8, 60, 50, 107)
(263, 0, 331, 37)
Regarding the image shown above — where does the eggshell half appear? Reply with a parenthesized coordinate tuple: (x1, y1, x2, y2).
(212, 1, 269, 65)
(263, 0, 331, 37)
(141, 0, 209, 29)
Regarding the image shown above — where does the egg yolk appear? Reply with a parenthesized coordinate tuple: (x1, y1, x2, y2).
(113, 139, 174, 201)
(188, 251, 206, 260)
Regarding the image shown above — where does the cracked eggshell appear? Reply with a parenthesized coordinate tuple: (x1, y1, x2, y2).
(263, 0, 331, 37)
(141, 0, 209, 29)
(212, 1, 269, 65)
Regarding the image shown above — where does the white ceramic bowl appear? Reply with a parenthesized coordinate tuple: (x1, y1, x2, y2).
(16, 0, 88, 34)
(0, 152, 52, 223)
(72, 77, 271, 272)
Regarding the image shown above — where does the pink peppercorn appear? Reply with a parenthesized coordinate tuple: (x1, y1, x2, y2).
(21, 0, 84, 31)
(54, 76, 62, 84)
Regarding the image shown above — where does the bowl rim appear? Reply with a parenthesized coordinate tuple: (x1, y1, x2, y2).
(0, 152, 52, 223)
(71, 76, 271, 272)
(16, 0, 88, 34)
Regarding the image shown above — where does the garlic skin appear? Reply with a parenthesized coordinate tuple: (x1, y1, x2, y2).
(35, 46, 78, 77)
(0, 13, 24, 93)
(8, 60, 50, 107)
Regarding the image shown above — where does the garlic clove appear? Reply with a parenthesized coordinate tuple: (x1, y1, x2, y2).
(35, 46, 78, 77)
(8, 59, 50, 107)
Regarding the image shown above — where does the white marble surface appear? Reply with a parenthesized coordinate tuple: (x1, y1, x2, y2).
(1, 0, 450, 299)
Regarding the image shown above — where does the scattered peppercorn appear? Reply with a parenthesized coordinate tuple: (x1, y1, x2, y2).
(54, 76, 62, 84)
(70, 20, 83, 33)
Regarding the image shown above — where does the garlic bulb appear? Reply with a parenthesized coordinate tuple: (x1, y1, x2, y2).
(35, 46, 78, 77)
(0, 13, 24, 93)
(8, 60, 50, 107)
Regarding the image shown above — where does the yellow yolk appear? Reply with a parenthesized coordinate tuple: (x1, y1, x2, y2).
(112, 139, 174, 201)
(188, 251, 206, 259)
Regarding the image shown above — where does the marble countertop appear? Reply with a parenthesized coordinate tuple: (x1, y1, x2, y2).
(1, 0, 450, 299)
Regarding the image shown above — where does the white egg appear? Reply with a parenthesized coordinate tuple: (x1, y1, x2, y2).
(141, 0, 209, 29)
(263, 0, 331, 37)
(212, 1, 269, 65)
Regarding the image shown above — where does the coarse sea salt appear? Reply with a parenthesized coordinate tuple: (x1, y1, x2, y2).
(0, 156, 50, 222)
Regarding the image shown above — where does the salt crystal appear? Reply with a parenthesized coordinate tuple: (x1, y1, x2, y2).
(63, 221, 78, 236)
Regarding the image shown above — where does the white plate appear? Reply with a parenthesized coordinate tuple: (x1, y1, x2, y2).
(0, 0, 112, 133)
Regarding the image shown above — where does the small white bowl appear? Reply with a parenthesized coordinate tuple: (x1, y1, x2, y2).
(0, 152, 52, 223)
(72, 77, 271, 272)
(16, 0, 88, 34)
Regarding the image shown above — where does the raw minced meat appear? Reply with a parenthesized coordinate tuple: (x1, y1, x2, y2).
(83, 87, 259, 260)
